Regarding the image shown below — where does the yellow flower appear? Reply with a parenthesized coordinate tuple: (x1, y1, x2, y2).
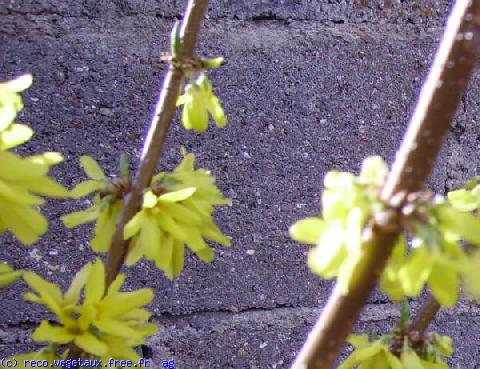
(339, 335, 402, 369)
(400, 349, 424, 369)
(0, 74, 33, 148)
(62, 156, 125, 252)
(289, 157, 387, 294)
(0, 151, 68, 244)
(124, 150, 230, 278)
(0, 75, 68, 245)
(177, 74, 227, 132)
(23, 258, 156, 358)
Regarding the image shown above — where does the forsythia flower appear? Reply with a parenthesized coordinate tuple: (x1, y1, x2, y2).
(62, 156, 124, 252)
(0, 74, 68, 245)
(445, 183, 480, 301)
(381, 240, 462, 307)
(340, 333, 452, 369)
(338, 335, 402, 369)
(123, 149, 231, 278)
(177, 74, 227, 132)
(289, 156, 387, 293)
(0, 74, 34, 149)
(381, 199, 480, 306)
(290, 154, 480, 306)
(21, 258, 156, 359)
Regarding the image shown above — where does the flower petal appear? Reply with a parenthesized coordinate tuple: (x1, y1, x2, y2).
(158, 187, 196, 203)
(62, 207, 99, 228)
(32, 321, 74, 344)
(289, 217, 325, 245)
(80, 156, 106, 180)
(64, 262, 92, 306)
(70, 180, 105, 198)
(74, 332, 108, 357)
(0, 124, 33, 149)
(84, 258, 105, 304)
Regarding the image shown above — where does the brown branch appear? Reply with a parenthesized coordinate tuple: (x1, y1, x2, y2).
(410, 294, 441, 335)
(105, 0, 209, 287)
(291, 1, 480, 368)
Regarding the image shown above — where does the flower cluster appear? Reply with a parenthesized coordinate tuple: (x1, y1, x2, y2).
(124, 149, 231, 278)
(290, 156, 480, 306)
(289, 156, 387, 293)
(14, 258, 156, 360)
(62, 149, 230, 279)
(0, 75, 68, 245)
(340, 331, 452, 369)
(381, 189, 480, 306)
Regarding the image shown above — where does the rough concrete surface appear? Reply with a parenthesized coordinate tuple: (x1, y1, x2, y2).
(0, 0, 480, 367)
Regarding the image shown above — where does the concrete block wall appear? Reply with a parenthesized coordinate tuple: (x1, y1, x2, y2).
(1, 0, 480, 367)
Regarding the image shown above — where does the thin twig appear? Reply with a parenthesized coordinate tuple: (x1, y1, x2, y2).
(410, 294, 441, 335)
(291, 1, 480, 368)
(105, 0, 209, 287)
